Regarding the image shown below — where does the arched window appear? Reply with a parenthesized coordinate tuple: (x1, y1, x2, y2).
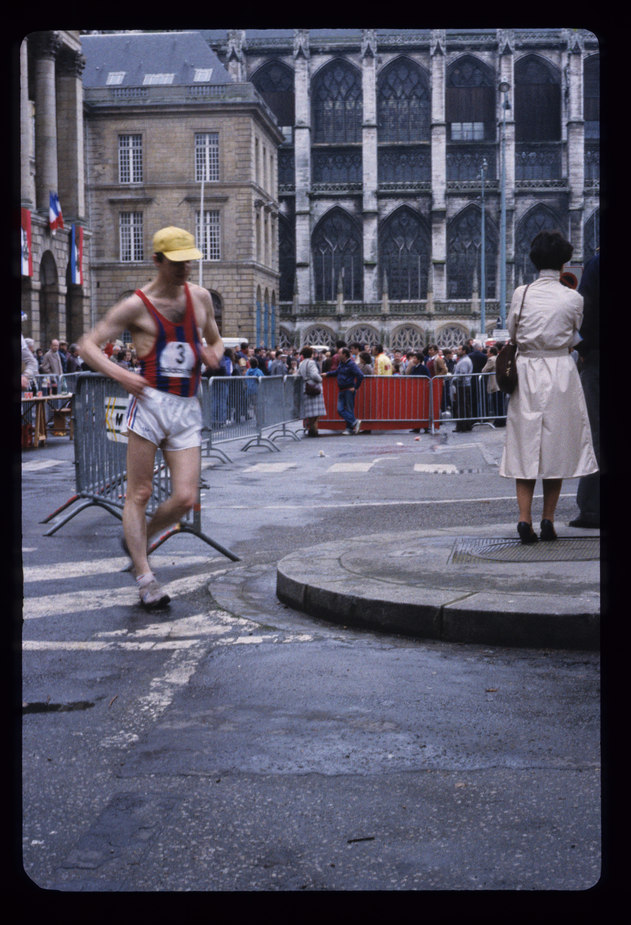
(446, 55, 495, 142)
(515, 55, 561, 142)
(278, 213, 296, 302)
(312, 208, 362, 302)
(446, 205, 498, 300)
(584, 210, 599, 261)
(514, 205, 564, 285)
(312, 59, 362, 144)
(379, 207, 430, 300)
(377, 56, 430, 142)
(584, 55, 599, 140)
(251, 60, 295, 144)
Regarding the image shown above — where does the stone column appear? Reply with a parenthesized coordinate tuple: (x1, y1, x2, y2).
(498, 31, 515, 296)
(32, 31, 61, 215)
(56, 45, 86, 222)
(362, 30, 379, 304)
(430, 31, 446, 301)
(566, 33, 585, 260)
(20, 38, 35, 208)
(293, 30, 312, 305)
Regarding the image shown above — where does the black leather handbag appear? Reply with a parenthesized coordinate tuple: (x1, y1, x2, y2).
(496, 284, 530, 394)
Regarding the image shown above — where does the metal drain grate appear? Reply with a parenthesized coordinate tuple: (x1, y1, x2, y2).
(449, 536, 600, 564)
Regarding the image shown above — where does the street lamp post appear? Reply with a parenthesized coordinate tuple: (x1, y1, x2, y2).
(498, 81, 511, 329)
(480, 157, 487, 341)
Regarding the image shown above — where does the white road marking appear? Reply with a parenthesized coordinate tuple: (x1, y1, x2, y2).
(414, 463, 459, 474)
(22, 459, 67, 472)
(328, 462, 375, 472)
(22, 555, 212, 583)
(246, 462, 297, 472)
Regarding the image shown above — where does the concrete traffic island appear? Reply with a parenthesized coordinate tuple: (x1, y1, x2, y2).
(276, 524, 600, 651)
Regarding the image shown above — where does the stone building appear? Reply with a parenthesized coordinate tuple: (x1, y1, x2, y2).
(81, 31, 283, 346)
(202, 27, 600, 351)
(20, 30, 90, 350)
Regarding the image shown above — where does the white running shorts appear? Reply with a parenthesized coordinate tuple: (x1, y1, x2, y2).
(124, 386, 202, 450)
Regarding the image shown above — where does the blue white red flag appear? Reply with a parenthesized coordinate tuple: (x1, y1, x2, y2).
(71, 224, 83, 285)
(21, 208, 32, 276)
(49, 191, 64, 233)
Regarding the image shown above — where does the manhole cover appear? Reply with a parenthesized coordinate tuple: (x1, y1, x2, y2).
(449, 536, 599, 564)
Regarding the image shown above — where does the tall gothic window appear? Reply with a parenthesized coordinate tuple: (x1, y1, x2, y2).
(515, 55, 561, 142)
(379, 207, 430, 300)
(251, 60, 295, 141)
(584, 54, 599, 140)
(377, 56, 430, 142)
(446, 56, 495, 142)
(312, 59, 362, 144)
(312, 208, 362, 302)
(446, 205, 498, 300)
(278, 213, 295, 302)
(584, 210, 599, 261)
(514, 205, 564, 285)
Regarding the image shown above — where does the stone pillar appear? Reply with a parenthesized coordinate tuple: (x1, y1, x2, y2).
(20, 38, 35, 208)
(362, 30, 379, 304)
(293, 30, 312, 305)
(498, 31, 515, 296)
(56, 45, 86, 222)
(566, 33, 585, 260)
(226, 30, 247, 82)
(33, 31, 61, 214)
(430, 31, 446, 301)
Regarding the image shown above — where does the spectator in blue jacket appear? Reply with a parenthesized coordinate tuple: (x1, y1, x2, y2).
(326, 346, 364, 435)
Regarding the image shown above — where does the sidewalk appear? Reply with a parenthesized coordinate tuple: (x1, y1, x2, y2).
(276, 523, 600, 650)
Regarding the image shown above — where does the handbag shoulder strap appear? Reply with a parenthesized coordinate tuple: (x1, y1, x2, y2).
(512, 283, 530, 345)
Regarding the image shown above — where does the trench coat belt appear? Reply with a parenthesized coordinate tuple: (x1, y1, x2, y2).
(517, 347, 569, 358)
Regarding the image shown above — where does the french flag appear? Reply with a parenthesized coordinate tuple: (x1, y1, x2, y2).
(49, 192, 64, 233)
(71, 224, 83, 285)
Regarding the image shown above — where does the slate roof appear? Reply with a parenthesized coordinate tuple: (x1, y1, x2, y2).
(81, 31, 233, 88)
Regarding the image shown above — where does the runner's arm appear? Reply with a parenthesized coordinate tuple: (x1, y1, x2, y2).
(78, 298, 149, 397)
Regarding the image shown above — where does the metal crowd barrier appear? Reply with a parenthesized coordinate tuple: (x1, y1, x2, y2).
(201, 375, 302, 462)
(432, 373, 507, 430)
(41, 373, 239, 561)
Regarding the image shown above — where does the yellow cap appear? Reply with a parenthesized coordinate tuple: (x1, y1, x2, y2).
(152, 226, 202, 262)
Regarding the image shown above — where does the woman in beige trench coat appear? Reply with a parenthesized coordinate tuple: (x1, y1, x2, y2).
(499, 230, 598, 543)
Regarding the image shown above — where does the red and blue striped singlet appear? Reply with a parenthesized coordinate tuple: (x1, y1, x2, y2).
(135, 284, 203, 397)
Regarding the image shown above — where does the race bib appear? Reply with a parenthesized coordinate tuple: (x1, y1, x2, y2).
(159, 341, 196, 378)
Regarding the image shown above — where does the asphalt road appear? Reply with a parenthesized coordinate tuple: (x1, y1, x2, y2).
(18, 420, 602, 897)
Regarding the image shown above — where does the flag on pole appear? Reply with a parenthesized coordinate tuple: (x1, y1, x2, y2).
(21, 208, 32, 276)
(71, 224, 83, 285)
(49, 192, 64, 233)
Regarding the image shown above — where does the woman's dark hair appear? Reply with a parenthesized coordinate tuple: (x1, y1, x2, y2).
(301, 346, 313, 358)
(249, 357, 258, 369)
(529, 230, 573, 271)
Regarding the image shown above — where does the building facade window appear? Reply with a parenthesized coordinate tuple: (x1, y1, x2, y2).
(119, 212, 144, 262)
(515, 55, 561, 142)
(377, 56, 430, 143)
(118, 134, 143, 184)
(584, 55, 599, 140)
(195, 132, 219, 182)
(312, 58, 362, 144)
(278, 213, 295, 302)
(312, 207, 362, 302)
(250, 60, 295, 140)
(196, 209, 221, 261)
(379, 206, 430, 300)
(446, 205, 497, 300)
(446, 56, 495, 143)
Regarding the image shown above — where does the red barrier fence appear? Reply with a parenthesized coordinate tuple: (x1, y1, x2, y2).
(317, 375, 442, 432)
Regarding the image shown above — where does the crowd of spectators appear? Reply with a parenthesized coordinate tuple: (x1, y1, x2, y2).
(22, 335, 517, 382)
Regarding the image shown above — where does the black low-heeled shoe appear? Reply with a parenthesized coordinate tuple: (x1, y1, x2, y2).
(517, 521, 538, 544)
(540, 519, 557, 541)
